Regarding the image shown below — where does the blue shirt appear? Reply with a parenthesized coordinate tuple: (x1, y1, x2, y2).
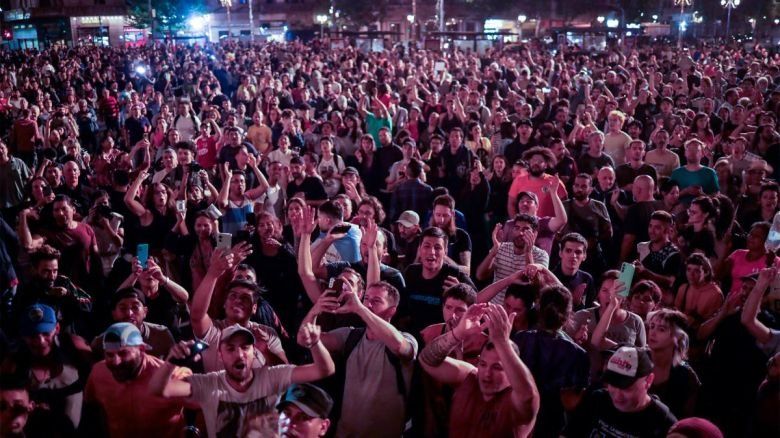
(221, 201, 253, 236)
(318, 224, 362, 263)
(670, 166, 719, 203)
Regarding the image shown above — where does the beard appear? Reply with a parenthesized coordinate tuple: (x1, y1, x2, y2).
(108, 357, 143, 382)
(573, 191, 589, 201)
(529, 166, 545, 177)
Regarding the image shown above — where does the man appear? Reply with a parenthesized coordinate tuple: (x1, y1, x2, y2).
(507, 146, 567, 217)
(429, 194, 472, 274)
(0, 141, 31, 224)
(420, 303, 540, 437)
(420, 284, 486, 363)
(10, 108, 41, 166)
(277, 383, 334, 438)
(645, 129, 679, 178)
(403, 227, 475, 335)
(373, 127, 404, 196)
(55, 160, 92, 218)
(437, 127, 475, 195)
(151, 324, 334, 438)
(504, 118, 538, 166)
(190, 248, 288, 372)
(552, 233, 595, 311)
(619, 175, 660, 261)
(477, 214, 549, 304)
(301, 281, 418, 438)
(563, 346, 677, 437)
(286, 156, 327, 206)
(123, 104, 151, 147)
(313, 201, 361, 264)
(82, 323, 187, 438)
(217, 127, 259, 169)
(90, 288, 175, 359)
(0, 377, 74, 438)
(615, 140, 658, 190)
(562, 174, 613, 273)
(389, 158, 433, 221)
(312, 219, 405, 294)
(670, 139, 719, 204)
(503, 180, 567, 255)
(394, 210, 422, 271)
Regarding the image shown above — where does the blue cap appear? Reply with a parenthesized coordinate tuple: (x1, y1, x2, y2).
(20, 304, 57, 336)
(102, 322, 149, 351)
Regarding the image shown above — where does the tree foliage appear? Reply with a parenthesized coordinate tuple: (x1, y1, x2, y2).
(126, 0, 207, 35)
(333, 0, 391, 27)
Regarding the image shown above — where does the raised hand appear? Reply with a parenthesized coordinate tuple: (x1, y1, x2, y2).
(453, 303, 488, 339)
(298, 322, 323, 348)
(208, 248, 236, 275)
(484, 303, 515, 343)
(491, 223, 503, 248)
(361, 218, 378, 248)
(334, 292, 363, 315)
(230, 241, 253, 264)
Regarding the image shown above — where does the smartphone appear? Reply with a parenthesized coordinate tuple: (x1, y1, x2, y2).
(175, 200, 187, 213)
(329, 277, 347, 294)
(245, 211, 256, 225)
(216, 233, 232, 250)
(137, 243, 149, 270)
(188, 340, 209, 359)
(617, 262, 636, 298)
(331, 224, 351, 235)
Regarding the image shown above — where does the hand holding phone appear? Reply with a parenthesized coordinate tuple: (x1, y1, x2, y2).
(216, 233, 232, 250)
(617, 262, 635, 298)
(137, 244, 149, 270)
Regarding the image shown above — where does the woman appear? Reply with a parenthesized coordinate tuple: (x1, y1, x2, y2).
(85, 191, 124, 277)
(150, 118, 168, 149)
(464, 121, 491, 167)
(169, 210, 218, 290)
(739, 182, 779, 231)
(430, 194, 472, 274)
(457, 165, 490, 265)
(350, 134, 376, 183)
(484, 155, 512, 225)
(689, 113, 715, 149)
(281, 197, 307, 247)
(719, 222, 777, 295)
(675, 253, 723, 331)
(677, 196, 718, 261)
(658, 178, 685, 217)
(646, 308, 701, 418)
(90, 136, 122, 189)
(713, 159, 741, 201)
(124, 170, 177, 255)
(335, 114, 362, 159)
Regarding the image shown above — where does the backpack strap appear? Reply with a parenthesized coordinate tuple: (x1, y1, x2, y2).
(384, 348, 408, 400)
(343, 327, 366, 360)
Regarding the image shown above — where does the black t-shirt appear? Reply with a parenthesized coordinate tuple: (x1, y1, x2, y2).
(624, 201, 663, 243)
(552, 266, 595, 310)
(564, 389, 677, 438)
(286, 176, 327, 201)
(649, 363, 700, 419)
(447, 228, 472, 262)
(401, 263, 475, 336)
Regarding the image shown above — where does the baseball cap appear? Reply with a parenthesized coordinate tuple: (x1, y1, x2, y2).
(342, 166, 359, 176)
(396, 211, 420, 228)
(278, 384, 334, 419)
(102, 322, 150, 352)
(20, 304, 57, 337)
(602, 346, 654, 389)
(517, 118, 533, 127)
(220, 324, 255, 345)
(517, 191, 538, 203)
(110, 288, 147, 309)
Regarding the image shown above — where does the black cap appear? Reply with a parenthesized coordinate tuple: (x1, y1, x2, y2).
(278, 384, 333, 418)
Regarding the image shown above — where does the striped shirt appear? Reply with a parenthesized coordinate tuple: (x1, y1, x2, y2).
(491, 242, 549, 304)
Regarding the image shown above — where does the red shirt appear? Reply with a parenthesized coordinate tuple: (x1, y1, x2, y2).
(43, 223, 96, 285)
(12, 118, 39, 153)
(508, 173, 567, 217)
(449, 372, 524, 438)
(196, 136, 219, 169)
(85, 354, 186, 438)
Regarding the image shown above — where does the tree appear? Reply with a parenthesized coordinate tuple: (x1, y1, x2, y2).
(126, 0, 207, 36)
(333, 0, 391, 28)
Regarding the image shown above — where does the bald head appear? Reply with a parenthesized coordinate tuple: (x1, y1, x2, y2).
(632, 175, 655, 202)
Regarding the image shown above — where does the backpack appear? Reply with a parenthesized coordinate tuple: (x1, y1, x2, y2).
(341, 327, 425, 437)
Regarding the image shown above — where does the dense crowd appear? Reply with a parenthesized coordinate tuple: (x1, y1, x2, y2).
(0, 36, 779, 438)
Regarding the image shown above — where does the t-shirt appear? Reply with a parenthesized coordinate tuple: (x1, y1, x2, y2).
(84, 354, 186, 438)
(512, 329, 590, 437)
(508, 173, 568, 217)
(200, 320, 284, 372)
(492, 242, 549, 304)
(196, 136, 219, 169)
(327, 327, 418, 438)
(563, 389, 677, 438)
(365, 112, 392, 146)
(447, 228, 472, 263)
(552, 267, 595, 310)
(604, 131, 633, 165)
(221, 198, 253, 236)
(43, 223, 96, 286)
(286, 177, 327, 202)
(670, 166, 719, 202)
(578, 153, 616, 176)
(615, 163, 658, 188)
(649, 363, 700, 419)
(402, 263, 475, 335)
(645, 148, 680, 178)
(727, 250, 780, 295)
(449, 372, 524, 438)
(624, 201, 663, 244)
(188, 365, 294, 438)
(0, 156, 31, 208)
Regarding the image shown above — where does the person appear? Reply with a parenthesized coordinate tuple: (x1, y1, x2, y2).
(620, 175, 660, 261)
(420, 303, 540, 438)
(429, 194, 472, 274)
(635, 211, 681, 301)
(677, 196, 718, 262)
(577, 131, 615, 177)
(286, 156, 327, 206)
(477, 214, 549, 304)
(90, 288, 175, 359)
(511, 285, 590, 437)
(645, 129, 679, 179)
(190, 247, 289, 372)
(603, 110, 633, 166)
(276, 383, 334, 438)
(150, 323, 334, 438)
(503, 179, 567, 255)
(551, 233, 595, 310)
(312, 200, 362, 264)
(718, 222, 778, 296)
(217, 162, 269, 236)
(667, 417, 724, 438)
(627, 280, 663, 321)
(670, 139, 719, 204)
(419, 284, 486, 363)
(507, 146, 567, 218)
(646, 308, 701, 418)
(561, 173, 613, 272)
(675, 254, 724, 332)
(402, 227, 475, 336)
(0, 377, 75, 438)
(741, 267, 780, 355)
(0, 141, 32, 224)
(562, 346, 677, 437)
(389, 158, 433, 222)
(616, 140, 658, 190)
(302, 281, 418, 438)
(81, 323, 188, 438)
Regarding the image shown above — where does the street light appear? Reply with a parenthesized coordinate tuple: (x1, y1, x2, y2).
(315, 14, 328, 39)
(721, 0, 740, 38)
(188, 15, 209, 33)
(606, 19, 620, 28)
(518, 14, 527, 40)
(652, 14, 658, 22)
(220, 0, 233, 41)
(407, 14, 415, 42)
(748, 17, 756, 36)
(674, 0, 691, 47)
(597, 16, 605, 24)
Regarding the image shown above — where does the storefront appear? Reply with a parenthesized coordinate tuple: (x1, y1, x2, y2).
(69, 16, 128, 47)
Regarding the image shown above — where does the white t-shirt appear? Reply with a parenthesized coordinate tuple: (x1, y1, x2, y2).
(200, 320, 285, 372)
(188, 365, 295, 438)
(266, 148, 293, 167)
